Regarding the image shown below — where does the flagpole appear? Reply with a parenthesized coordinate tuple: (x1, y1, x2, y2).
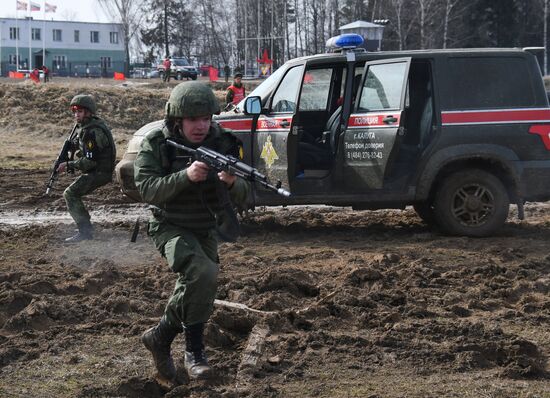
(16, 4, 19, 71)
(42, 0, 45, 68)
(28, 1, 32, 70)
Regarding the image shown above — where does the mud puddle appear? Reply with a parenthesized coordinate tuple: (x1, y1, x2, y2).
(0, 204, 149, 228)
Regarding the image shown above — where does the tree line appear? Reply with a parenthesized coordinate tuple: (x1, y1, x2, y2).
(100, 0, 550, 74)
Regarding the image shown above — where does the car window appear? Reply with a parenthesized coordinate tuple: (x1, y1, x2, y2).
(358, 62, 408, 111)
(299, 68, 333, 111)
(445, 56, 536, 109)
(235, 65, 288, 111)
(271, 65, 303, 113)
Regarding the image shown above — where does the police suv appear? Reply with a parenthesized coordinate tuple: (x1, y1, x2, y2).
(117, 34, 550, 237)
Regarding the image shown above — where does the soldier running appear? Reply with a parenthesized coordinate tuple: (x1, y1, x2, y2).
(135, 82, 250, 382)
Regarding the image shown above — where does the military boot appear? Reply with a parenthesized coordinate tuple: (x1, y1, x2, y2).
(184, 323, 211, 379)
(142, 317, 180, 381)
(65, 222, 93, 243)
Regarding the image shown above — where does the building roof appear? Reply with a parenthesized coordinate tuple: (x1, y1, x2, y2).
(0, 17, 121, 27)
(339, 20, 383, 30)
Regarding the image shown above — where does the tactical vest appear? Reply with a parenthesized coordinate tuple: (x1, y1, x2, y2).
(228, 85, 245, 104)
(152, 123, 239, 231)
(78, 116, 116, 173)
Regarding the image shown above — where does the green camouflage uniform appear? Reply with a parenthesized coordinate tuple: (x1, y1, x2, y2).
(134, 122, 249, 330)
(63, 116, 116, 229)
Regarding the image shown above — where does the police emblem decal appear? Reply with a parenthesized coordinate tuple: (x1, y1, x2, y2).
(260, 135, 278, 168)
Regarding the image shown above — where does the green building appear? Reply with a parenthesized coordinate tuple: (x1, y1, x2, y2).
(0, 17, 125, 77)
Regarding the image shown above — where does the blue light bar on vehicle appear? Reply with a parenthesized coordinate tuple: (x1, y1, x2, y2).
(326, 34, 365, 52)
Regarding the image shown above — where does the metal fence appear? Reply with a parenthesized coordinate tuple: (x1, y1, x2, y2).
(0, 60, 127, 78)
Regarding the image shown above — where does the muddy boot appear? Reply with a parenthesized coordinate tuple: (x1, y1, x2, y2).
(65, 222, 93, 243)
(142, 317, 180, 382)
(184, 323, 211, 379)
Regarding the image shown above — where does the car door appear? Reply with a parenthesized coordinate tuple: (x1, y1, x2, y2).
(337, 58, 411, 191)
(252, 64, 304, 197)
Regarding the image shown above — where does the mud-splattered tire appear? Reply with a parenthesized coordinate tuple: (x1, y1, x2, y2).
(413, 201, 437, 226)
(434, 169, 509, 237)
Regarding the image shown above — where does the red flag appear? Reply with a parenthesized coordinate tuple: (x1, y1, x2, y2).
(45, 2, 57, 13)
(209, 66, 218, 82)
(29, 69, 40, 83)
(16, 0, 27, 11)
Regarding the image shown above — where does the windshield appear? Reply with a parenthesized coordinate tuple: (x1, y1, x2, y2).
(173, 59, 189, 66)
(235, 65, 289, 110)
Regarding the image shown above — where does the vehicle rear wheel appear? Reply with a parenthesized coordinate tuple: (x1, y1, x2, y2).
(433, 169, 509, 237)
(191, 75, 197, 80)
(413, 201, 436, 225)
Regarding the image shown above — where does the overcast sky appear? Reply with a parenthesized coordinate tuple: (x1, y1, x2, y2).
(0, 0, 110, 23)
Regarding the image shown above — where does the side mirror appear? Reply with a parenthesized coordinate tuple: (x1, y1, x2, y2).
(244, 96, 262, 115)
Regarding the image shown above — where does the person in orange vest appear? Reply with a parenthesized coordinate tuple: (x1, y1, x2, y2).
(225, 72, 245, 105)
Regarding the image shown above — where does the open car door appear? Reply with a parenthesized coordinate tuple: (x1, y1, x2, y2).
(337, 57, 411, 191)
(251, 64, 304, 200)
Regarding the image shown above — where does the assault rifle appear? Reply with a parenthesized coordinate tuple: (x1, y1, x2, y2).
(165, 139, 291, 197)
(45, 124, 78, 195)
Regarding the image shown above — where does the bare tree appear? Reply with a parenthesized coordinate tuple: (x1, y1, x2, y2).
(387, 0, 417, 50)
(418, 0, 438, 49)
(98, 0, 148, 75)
(442, 0, 460, 48)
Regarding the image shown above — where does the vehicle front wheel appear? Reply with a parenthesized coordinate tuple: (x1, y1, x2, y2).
(159, 71, 164, 80)
(191, 75, 197, 80)
(433, 169, 509, 237)
(176, 72, 183, 80)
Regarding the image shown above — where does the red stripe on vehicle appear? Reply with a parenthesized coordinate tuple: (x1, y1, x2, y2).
(442, 109, 550, 125)
(529, 125, 550, 150)
(218, 119, 253, 131)
(348, 112, 401, 128)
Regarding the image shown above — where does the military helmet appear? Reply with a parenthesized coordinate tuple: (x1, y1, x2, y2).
(70, 94, 97, 114)
(165, 82, 220, 119)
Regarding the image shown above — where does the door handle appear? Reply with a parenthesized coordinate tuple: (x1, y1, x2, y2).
(383, 115, 398, 124)
(280, 119, 290, 128)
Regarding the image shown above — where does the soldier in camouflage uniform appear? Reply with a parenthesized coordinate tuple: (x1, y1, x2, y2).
(135, 82, 249, 382)
(57, 95, 116, 242)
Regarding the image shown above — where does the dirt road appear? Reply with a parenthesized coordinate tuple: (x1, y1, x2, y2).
(0, 80, 548, 397)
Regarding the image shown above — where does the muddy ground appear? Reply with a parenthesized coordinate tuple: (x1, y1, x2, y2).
(0, 79, 549, 398)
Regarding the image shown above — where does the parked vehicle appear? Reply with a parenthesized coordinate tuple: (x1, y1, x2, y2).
(157, 57, 198, 80)
(117, 35, 550, 236)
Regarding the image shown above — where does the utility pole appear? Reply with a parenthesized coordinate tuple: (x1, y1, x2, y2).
(164, 0, 169, 57)
(257, 0, 261, 76)
(545, 0, 548, 75)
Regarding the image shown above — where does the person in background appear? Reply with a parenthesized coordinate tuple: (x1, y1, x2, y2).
(223, 64, 230, 83)
(56, 95, 116, 242)
(225, 72, 245, 106)
(163, 57, 172, 83)
(42, 65, 49, 82)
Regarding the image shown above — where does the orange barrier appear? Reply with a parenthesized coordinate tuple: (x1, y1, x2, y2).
(9, 71, 25, 79)
(113, 72, 125, 80)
